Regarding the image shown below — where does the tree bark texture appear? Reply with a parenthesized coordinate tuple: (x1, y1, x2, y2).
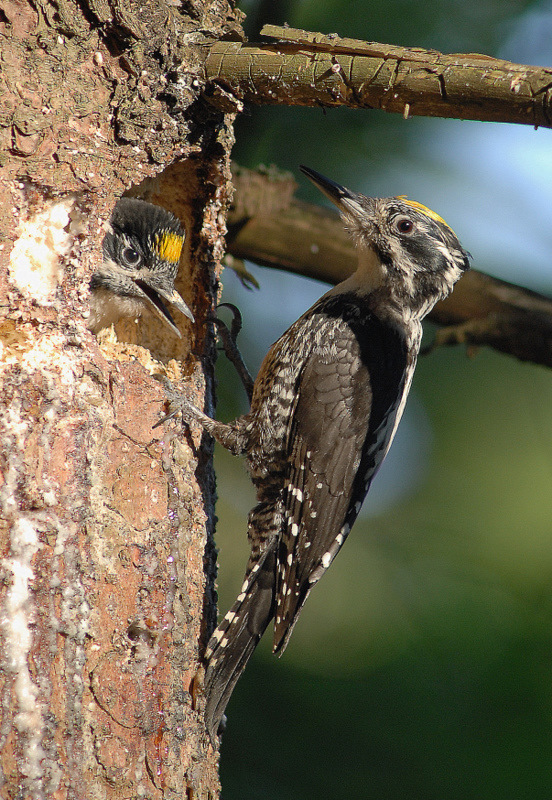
(0, 0, 243, 797)
(2, 6, 552, 798)
(205, 25, 552, 128)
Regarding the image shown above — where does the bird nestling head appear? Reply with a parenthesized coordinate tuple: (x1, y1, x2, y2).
(89, 197, 194, 337)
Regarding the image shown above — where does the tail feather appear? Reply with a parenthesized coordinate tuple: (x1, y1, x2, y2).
(203, 546, 276, 740)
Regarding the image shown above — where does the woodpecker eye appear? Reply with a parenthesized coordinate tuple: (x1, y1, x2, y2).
(121, 246, 142, 268)
(395, 216, 414, 234)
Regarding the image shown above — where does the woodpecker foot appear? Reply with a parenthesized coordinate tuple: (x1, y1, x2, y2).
(154, 377, 248, 454)
(217, 302, 243, 342)
(212, 303, 254, 402)
(152, 377, 199, 429)
(154, 389, 211, 432)
(222, 253, 260, 290)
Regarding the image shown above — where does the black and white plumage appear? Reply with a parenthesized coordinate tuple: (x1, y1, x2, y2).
(89, 197, 194, 337)
(172, 167, 470, 739)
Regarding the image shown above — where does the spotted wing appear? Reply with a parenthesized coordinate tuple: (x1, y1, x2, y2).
(273, 306, 408, 653)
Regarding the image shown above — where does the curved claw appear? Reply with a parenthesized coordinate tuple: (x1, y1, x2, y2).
(152, 408, 180, 429)
(216, 302, 243, 341)
(152, 378, 196, 430)
(210, 304, 253, 403)
(153, 395, 198, 429)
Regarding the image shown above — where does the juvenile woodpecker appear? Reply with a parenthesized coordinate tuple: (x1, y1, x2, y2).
(89, 197, 194, 337)
(169, 167, 470, 739)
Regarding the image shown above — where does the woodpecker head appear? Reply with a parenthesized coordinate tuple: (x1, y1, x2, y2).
(90, 198, 194, 337)
(300, 165, 470, 319)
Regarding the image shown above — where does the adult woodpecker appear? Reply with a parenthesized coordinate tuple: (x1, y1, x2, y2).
(163, 167, 470, 739)
(89, 197, 194, 337)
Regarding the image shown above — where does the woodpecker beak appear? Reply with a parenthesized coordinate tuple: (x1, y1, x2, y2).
(299, 165, 370, 221)
(134, 279, 194, 338)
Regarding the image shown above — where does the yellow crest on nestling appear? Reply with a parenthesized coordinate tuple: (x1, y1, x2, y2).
(397, 197, 452, 231)
(156, 231, 184, 263)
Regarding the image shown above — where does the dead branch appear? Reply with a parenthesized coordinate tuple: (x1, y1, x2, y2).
(204, 25, 552, 128)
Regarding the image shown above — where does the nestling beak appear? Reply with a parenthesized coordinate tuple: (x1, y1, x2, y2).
(134, 279, 194, 338)
(299, 165, 373, 222)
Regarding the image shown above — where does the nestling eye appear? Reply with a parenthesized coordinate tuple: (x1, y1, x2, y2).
(121, 246, 142, 268)
(395, 216, 414, 234)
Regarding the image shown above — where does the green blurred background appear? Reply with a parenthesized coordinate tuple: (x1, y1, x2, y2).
(212, 1, 552, 796)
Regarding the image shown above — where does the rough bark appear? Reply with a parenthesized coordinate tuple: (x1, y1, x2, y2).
(0, 0, 243, 797)
(2, 5, 552, 798)
(205, 25, 552, 127)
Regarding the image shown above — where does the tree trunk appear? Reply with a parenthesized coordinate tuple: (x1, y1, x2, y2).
(0, 0, 242, 796)
(2, 3, 552, 796)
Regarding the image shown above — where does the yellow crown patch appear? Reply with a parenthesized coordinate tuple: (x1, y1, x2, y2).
(397, 197, 452, 231)
(155, 231, 184, 263)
